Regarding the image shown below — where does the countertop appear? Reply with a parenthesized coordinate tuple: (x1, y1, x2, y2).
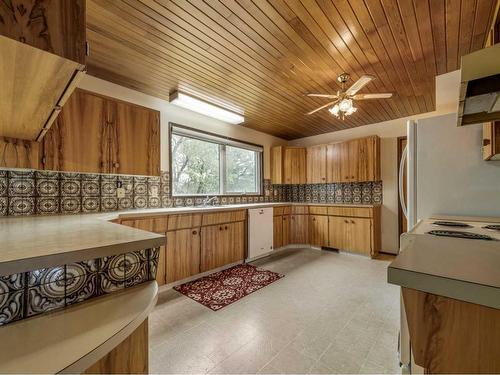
(388, 220, 500, 309)
(0, 202, 378, 276)
(0, 281, 158, 374)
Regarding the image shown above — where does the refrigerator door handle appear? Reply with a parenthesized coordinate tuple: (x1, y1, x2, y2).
(399, 144, 408, 220)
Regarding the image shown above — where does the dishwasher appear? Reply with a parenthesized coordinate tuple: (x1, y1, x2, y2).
(247, 207, 274, 261)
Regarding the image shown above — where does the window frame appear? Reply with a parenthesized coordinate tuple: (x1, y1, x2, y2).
(169, 123, 263, 197)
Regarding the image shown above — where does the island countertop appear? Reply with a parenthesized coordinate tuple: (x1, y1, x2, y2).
(0, 202, 378, 276)
(388, 218, 500, 310)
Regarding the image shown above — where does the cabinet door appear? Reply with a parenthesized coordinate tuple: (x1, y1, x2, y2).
(348, 218, 372, 256)
(357, 136, 380, 182)
(326, 143, 342, 183)
(339, 141, 351, 183)
(271, 146, 283, 184)
(200, 222, 245, 272)
(282, 215, 290, 246)
(166, 228, 200, 283)
(0, 0, 86, 64)
(284, 148, 307, 184)
(157, 245, 167, 286)
(309, 215, 329, 247)
(290, 214, 309, 244)
(273, 215, 283, 249)
(307, 145, 327, 183)
(225, 221, 245, 264)
(42, 90, 108, 173)
(200, 224, 222, 272)
(328, 216, 348, 249)
(0, 137, 40, 169)
(111, 101, 161, 176)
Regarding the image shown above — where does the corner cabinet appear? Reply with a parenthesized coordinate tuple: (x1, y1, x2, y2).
(41, 89, 161, 176)
(0, 0, 86, 142)
(271, 146, 307, 184)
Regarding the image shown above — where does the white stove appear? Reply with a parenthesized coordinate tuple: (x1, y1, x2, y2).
(409, 217, 500, 241)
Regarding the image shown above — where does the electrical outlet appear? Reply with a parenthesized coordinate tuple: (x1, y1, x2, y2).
(116, 187, 125, 199)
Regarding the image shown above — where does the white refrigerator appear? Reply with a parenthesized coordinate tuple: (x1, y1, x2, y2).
(397, 112, 500, 372)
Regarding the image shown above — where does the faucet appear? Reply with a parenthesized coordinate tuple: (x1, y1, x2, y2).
(202, 196, 218, 207)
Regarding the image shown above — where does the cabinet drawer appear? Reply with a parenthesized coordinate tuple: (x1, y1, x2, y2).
(202, 210, 246, 226)
(327, 206, 373, 218)
(274, 206, 291, 216)
(120, 218, 154, 231)
(291, 205, 309, 214)
(309, 206, 328, 215)
(167, 214, 202, 231)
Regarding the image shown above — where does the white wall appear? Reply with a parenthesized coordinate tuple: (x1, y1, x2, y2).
(78, 75, 286, 179)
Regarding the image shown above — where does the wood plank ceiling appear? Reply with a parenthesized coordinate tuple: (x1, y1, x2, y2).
(86, 0, 498, 140)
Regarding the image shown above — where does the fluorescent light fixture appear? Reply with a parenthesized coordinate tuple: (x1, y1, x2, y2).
(169, 91, 244, 124)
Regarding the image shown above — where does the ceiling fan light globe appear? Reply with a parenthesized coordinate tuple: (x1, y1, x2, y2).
(339, 98, 352, 112)
(346, 106, 357, 115)
(329, 104, 340, 116)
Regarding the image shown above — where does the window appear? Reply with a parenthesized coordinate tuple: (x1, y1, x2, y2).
(170, 124, 262, 196)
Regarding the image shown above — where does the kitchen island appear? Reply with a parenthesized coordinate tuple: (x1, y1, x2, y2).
(388, 216, 500, 373)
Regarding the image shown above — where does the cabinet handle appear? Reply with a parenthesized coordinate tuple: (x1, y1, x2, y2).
(345, 176, 349, 179)
(225, 225, 228, 230)
(192, 230, 197, 235)
(114, 162, 120, 168)
(312, 217, 316, 221)
(219, 226, 223, 231)
(344, 220, 349, 223)
(351, 175, 354, 179)
(351, 220, 355, 224)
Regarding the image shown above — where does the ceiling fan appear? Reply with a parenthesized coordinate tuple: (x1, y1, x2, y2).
(305, 73, 392, 119)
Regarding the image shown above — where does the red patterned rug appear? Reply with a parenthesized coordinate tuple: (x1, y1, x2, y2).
(173, 264, 284, 311)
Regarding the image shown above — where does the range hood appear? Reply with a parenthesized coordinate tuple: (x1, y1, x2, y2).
(457, 43, 500, 126)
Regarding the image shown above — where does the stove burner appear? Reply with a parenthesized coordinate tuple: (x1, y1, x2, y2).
(432, 221, 471, 228)
(483, 224, 500, 231)
(427, 230, 495, 241)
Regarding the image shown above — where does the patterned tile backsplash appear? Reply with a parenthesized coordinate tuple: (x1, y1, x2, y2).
(0, 247, 159, 326)
(0, 168, 382, 217)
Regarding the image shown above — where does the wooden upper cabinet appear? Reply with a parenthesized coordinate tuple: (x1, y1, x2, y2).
(111, 101, 160, 176)
(0, 137, 41, 169)
(283, 147, 306, 184)
(41, 90, 161, 176)
(307, 145, 327, 183)
(271, 146, 284, 184)
(326, 143, 341, 183)
(338, 136, 380, 183)
(0, 0, 86, 64)
(42, 90, 108, 173)
(271, 146, 307, 184)
(356, 136, 380, 182)
(0, 0, 86, 142)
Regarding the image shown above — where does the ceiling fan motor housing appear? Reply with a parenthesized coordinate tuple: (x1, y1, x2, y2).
(337, 73, 350, 84)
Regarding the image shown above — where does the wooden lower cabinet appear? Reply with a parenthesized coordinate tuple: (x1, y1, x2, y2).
(328, 216, 347, 250)
(309, 215, 329, 247)
(273, 216, 283, 249)
(282, 215, 290, 247)
(328, 215, 378, 257)
(290, 214, 309, 244)
(200, 221, 245, 272)
(156, 245, 167, 286)
(165, 228, 200, 284)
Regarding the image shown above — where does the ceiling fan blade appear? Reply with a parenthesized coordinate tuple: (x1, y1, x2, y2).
(306, 100, 338, 115)
(352, 93, 393, 100)
(305, 93, 339, 99)
(345, 75, 375, 96)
